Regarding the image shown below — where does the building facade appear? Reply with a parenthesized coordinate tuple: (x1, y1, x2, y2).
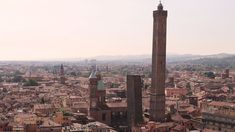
(88, 70, 128, 131)
(202, 101, 235, 132)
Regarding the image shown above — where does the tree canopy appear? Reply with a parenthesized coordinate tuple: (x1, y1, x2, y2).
(23, 79, 39, 86)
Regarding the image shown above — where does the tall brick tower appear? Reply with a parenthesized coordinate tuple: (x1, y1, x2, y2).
(127, 75, 143, 130)
(149, 2, 167, 122)
(89, 70, 106, 109)
(60, 64, 65, 84)
(89, 69, 110, 125)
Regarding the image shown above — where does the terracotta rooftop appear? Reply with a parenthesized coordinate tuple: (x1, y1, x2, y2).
(209, 101, 235, 108)
(202, 128, 218, 132)
(40, 120, 61, 127)
(34, 104, 53, 109)
(107, 102, 127, 108)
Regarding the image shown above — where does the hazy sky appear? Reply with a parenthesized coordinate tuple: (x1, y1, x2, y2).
(0, 0, 234, 60)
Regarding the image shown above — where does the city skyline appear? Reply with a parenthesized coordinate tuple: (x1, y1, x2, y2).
(0, 1, 235, 131)
(0, 0, 234, 60)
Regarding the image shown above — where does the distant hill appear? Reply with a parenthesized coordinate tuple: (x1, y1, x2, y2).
(179, 54, 235, 69)
(167, 53, 235, 63)
(86, 53, 235, 69)
(1, 53, 234, 66)
(91, 54, 150, 61)
(89, 53, 235, 64)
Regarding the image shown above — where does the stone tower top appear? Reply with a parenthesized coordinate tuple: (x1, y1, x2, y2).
(158, 1, 163, 10)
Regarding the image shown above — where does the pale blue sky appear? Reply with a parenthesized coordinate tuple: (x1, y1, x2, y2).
(0, 0, 234, 60)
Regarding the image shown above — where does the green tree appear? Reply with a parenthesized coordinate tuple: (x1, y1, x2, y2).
(14, 70, 22, 76)
(204, 72, 215, 79)
(12, 75, 24, 82)
(63, 111, 73, 116)
(0, 76, 3, 82)
(70, 72, 77, 76)
(23, 79, 39, 86)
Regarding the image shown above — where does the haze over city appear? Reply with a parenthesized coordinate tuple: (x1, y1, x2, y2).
(0, 0, 234, 60)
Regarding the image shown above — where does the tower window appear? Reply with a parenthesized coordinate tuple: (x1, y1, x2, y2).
(102, 113, 106, 121)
